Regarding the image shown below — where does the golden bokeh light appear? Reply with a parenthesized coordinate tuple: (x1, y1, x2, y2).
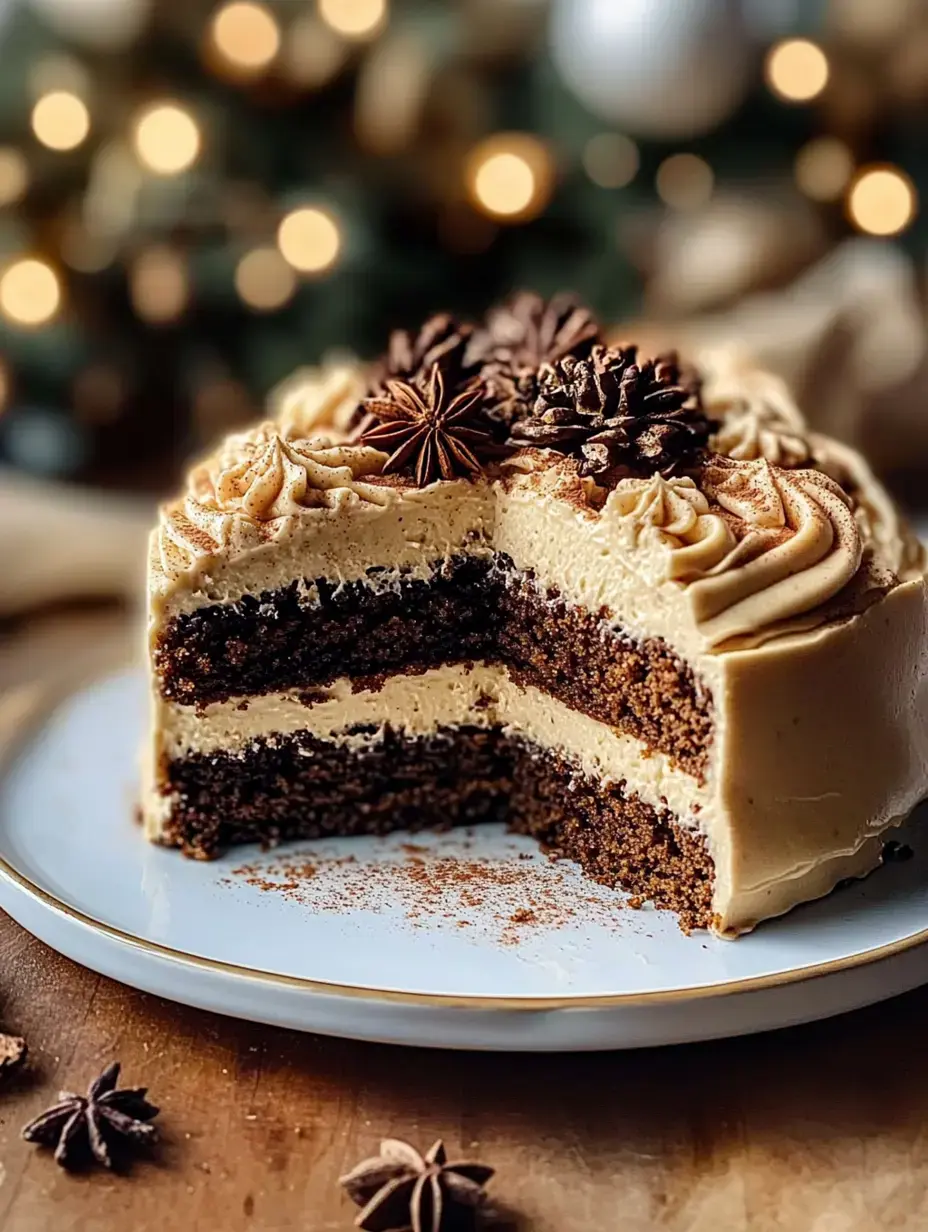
(31, 91, 90, 152)
(0, 359, 10, 414)
(210, 2, 281, 77)
(133, 103, 201, 175)
(318, 0, 387, 41)
(655, 153, 714, 210)
(0, 258, 62, 327)
(794, 137, 854, 202)
(846, 165, 917, 236)
(277, 206, 342, 274)
(130, 247, 189, 324)
(583, 133, 639, 189)
(235, 246, 296, 310)
(283, 14, 346, 88)
(765, 39, 830, 103)
(0, 148, 29, 206)
(466, 134, 553, 223)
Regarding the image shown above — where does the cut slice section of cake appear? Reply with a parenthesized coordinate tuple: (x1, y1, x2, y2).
(141, 300, 928, 937)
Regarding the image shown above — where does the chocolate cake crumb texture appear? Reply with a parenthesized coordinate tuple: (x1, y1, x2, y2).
(155, 555, 711, 778)
(339, 1137, 494, 1232)
(21, 1061, 159, 1171)
(190, 729, 714, 931)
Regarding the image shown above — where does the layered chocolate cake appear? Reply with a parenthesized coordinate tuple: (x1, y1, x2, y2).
(141, 293, 928, 936)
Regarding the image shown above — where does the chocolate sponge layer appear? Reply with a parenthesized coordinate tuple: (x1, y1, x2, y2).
(162, 724, 714, 930)
(155, 555, 712, 778)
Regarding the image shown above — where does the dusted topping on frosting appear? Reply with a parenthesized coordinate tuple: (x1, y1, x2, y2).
(685, 456, 864, 646)
(705, 363, 812, 469)
(471, 290, 601, 428)
(157, 423, 389, 580)
(510, 345, 710, 485)
(606, 457, 868, 647)
(192, 423, 386, 519)
(356, 365, 500, 487)
(368, 312, 476, 397)
(810, 432, 925, 578)
(610, 474, 737, 579)
(271, 361, 365, 440)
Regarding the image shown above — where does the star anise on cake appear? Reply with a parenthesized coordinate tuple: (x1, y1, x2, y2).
(339, 1137, 495, 1232)
(368, 312, 477, 397)
(21, 1061, 159, 1170)
(510, 344, 710, 485)
(356, 364, 499, 486)
(471, 290, 601, 430)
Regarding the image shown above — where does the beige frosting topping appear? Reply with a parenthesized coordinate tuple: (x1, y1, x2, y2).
(686, 457, 863, 645)
(705, 362, 812, 469)
(607, 475, 736, 581)
(158, 423, 388, 578)
(270, 361, 366, 440)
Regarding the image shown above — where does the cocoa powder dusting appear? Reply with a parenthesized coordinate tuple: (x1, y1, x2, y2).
(220, 834, 632, 946)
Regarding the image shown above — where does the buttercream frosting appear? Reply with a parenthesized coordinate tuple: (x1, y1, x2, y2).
(270, 361, 366, 440)
(157, 423, 389, 583)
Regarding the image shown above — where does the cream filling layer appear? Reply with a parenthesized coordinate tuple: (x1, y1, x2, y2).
(155, 662, 710, 825)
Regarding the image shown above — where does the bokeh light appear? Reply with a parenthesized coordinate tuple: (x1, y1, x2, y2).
(235, 246, 296, 310)
(209, 2, 280, 78)
(655, 154, 714, 210)
(765, 39, 830, 103)
(31, 91, 91, 152)
(0, 258, 62, 327)
(130, 246, 190, 323)
(583, 133, 639, 189)
(318, 0, 387, 41)
(467, 134, 553, 223)
(133, 103, 201, 175)
(283, 14, 346, 88)
(0, 148, 29, 206)
(794, 137, 854, 202)
(277, 206, 342, 274)
(846, 165, 917, 236)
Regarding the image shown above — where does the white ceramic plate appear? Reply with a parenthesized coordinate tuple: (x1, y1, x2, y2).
(0, 668, 926, 1051)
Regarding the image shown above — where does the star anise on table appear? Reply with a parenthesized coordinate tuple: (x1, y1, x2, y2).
(470, 290, 601, 429)
(0, 1030, 26, 1077)
(356, 364, 500, 487)
(339, 1137, 495, 1232)
(510, 343, 711, 486)
(367, 312, 477, 398)
(21, 1061, 159, 1171)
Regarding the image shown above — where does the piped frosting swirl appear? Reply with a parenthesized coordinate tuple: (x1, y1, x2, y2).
(686, 457, 864, 646)
(157, 423, 388, 581)
(271, 362, 366, 440)
(705, 361, 812, 469)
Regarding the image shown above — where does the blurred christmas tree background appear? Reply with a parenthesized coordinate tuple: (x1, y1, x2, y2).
(0, 0, 927, 494)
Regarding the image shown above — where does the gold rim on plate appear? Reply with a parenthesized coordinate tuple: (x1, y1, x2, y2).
(1, 852, 926, 1011)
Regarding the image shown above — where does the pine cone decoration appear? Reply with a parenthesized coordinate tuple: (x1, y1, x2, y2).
(510, 345, 710, 485)
(471, 290, 601, 430)
(368, 313, 477, 398)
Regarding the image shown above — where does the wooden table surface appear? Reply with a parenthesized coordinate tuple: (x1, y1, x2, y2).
(1, 607, 927, 1232)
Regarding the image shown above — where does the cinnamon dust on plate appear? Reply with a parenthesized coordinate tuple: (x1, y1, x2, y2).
(220, 832, 634, 946)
